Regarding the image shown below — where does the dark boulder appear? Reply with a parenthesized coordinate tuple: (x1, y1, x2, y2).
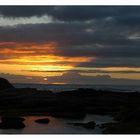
(50, 111, 86, 119)
(103, 121, 140, 134)
(0, 77, 14, 90)
(35, 118, 50, 124)
(68, 121, 96, 129)
(122, 108, 140, 122)
(103, 108, 140, 134)
(0, 116, 25, 129)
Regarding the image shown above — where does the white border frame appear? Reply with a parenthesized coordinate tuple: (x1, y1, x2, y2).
(0, 0, 140, 5)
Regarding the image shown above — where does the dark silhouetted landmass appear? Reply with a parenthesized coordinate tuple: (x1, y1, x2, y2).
(0, 77, 14, 90)
(0, 77, 140, 133)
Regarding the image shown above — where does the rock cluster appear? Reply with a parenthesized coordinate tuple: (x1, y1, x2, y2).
(0, 117, 25, 129)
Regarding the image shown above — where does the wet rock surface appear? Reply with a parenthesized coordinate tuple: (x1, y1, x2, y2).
(0, 116, 25, 129)
(35, 118, 50, 124)
(103, 108, 140, 134)
(68, 121, 96, 129)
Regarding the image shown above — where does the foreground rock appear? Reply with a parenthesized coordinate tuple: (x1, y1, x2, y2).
(0, 116, 25, 129)
(0, 77, 14, 90)
(103, 108, 140, 134)
(68, 121, 96, 129)
(103, 121, 140, 134)
(1, 78, 140, 134)
(35, 118, 50, 124)
(50, 111, 86, 119)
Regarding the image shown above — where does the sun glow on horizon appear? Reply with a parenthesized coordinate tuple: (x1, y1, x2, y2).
(0, 41, 140, 80)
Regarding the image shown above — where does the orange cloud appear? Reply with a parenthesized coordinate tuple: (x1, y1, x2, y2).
(0, 41, 94, 76)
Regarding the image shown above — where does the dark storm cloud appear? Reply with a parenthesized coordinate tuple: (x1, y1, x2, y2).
(70, 56, 140, 68)
(0, 22, 140, 59)
(46, 6, 140, 23)
(78, 57, 140, 68)
(0, 6, 119, 19)
(1, 6, 140, 26)
(116, 15, 140, 26)
(0, 6, 49, 17)
(55, 45, 140, 58)
(0, 6, 140, 22)
(0, 6, 140, 68)
(44, 6, 119, 21)
(0, 23, 89, 43)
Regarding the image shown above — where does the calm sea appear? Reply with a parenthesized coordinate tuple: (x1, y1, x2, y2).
(14, 84, 140, 93)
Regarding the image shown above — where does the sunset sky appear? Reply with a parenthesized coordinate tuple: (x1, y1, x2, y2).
(0, 6, 140, 84)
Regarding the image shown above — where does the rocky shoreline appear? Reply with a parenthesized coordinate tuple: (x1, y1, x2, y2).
(0, 77, 140, 133)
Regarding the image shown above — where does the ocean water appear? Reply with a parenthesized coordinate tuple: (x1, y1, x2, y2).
(0, 114, 113, 134)
(14, 83, 140, 93)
